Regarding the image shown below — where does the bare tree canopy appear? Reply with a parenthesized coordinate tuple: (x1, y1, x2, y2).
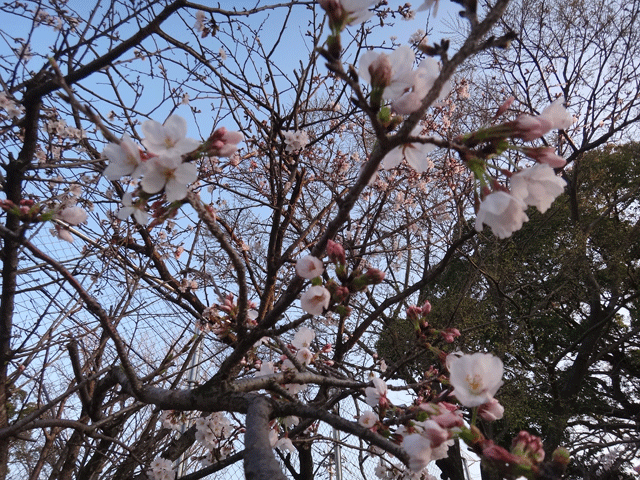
(0, 1, 637, 480)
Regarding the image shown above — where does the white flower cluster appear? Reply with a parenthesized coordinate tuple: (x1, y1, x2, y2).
(194, 412, 233, 450)
(474, 98, 573, 239)
(0, 92, 24, 119)
(103, 115, 199, 204)
(359, 353, 504, 474)
(51, 203, 88, 243)
(475, 163, 567, 239)
(296, 256, 331, 316)
(359, 46, 451, 116)
(283, 130, 310, 153)
(256, 327, 319, 395)
(148, 457, 174, 480)
(102, 115, 243, 223)
(159, 410, 183, 431)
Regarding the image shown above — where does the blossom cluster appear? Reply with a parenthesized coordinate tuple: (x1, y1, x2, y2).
(103, 115, 242, 223)
(295, 241, 386, 318)
(256, 326, 330, 395)
(0, 91, 24, 119)
(198, 294, 259, 338)
(472, 98, 574, 238)
(283, 130, 310, 152)
(195, 412, 233, 450)
(356, 351, 509, 475)
(148, 457, 174, 480)
(359, 46, 450, 115)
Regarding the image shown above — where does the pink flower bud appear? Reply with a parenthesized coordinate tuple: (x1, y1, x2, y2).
(440, 327, 460, 343)
(511, 431, 545, 464)
(478, 398, 504, 421)
(332, 285, 350, 303)
(365, 268, 385, 284)
(523, 146, 567, 168)
(207, 127, 244, 157)
(326, 239, 346, 265)
(421, 300, 432, 315)
(367, 54, 393, 90)
(406, 305, 422, 321)
(494, 96, 515, 119)
(483, 441, 524, 465)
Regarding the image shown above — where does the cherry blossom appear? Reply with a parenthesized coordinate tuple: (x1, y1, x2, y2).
(478, 397, 505, 421)
(358, 411, 378, 428)
(364, 376, 389, 408)
(319, 0, 376, 29)
(300, 286, 330, 315)
(140, 154, 198, 202)
(512, 431, 545, 464)
(512, 97, 574, 141)
(149, 458, 175, 480)
(141, 114, 200, 156)
(283, 130, 309, 152)
(421, 402, 464, 429)
(117, 192, 148, 224)
(510, 164, 567, 213)
(52, 206, 88, 242)
(207, 127, 244, 157)
(393, 57, 450, 115)
(296, 347, 314, 365)
(275, 437, 296, 453)
(382, 126, 438, 173)
(402, 433, 432, 472)
(447, 352, 504, 407)
(292, 326, 315, 349)
(159, 411, 182, 431)
(326, 240, 346, 264)
(523, 146, 567, 168)
(417, 0, 440, 15)
(474, 191, 529, 239)
(102, 135, 144, 180)
(0, 91, 24, 118)
(417, 419, 449, 448)
(359, 46, 416, 101)
(57, 206, 88, 225)
(295, 255, 324, 279)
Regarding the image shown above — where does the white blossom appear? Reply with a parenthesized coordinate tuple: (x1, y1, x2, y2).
(117, 192, 148, 224)
(295, 255, 324, 279)
(149, 458, 175, 480)
(359, 46, 416, 101)
(447, 352, 504, 407)
(358, 411, 378, 428)
(283, 130, 309, 152)
(141, 115, 200, 156)
(402, 433, 432, 472)
(475, 191, 529, 239)
(57, 206, 87, 225)
(292, 326, 316, 349)
(382, 126, 438, 173)
(275, 437, 296, 453)
(300, 286, 330, 315)
(392, 57, 450, 115)
(510, 163, 566, 213)
(364, 376, 388, 407)
(140, 154, 198, 202)
(102, 135, 144, 180)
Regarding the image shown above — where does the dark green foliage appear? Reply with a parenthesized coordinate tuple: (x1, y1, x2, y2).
(377, 143, 640, 474)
